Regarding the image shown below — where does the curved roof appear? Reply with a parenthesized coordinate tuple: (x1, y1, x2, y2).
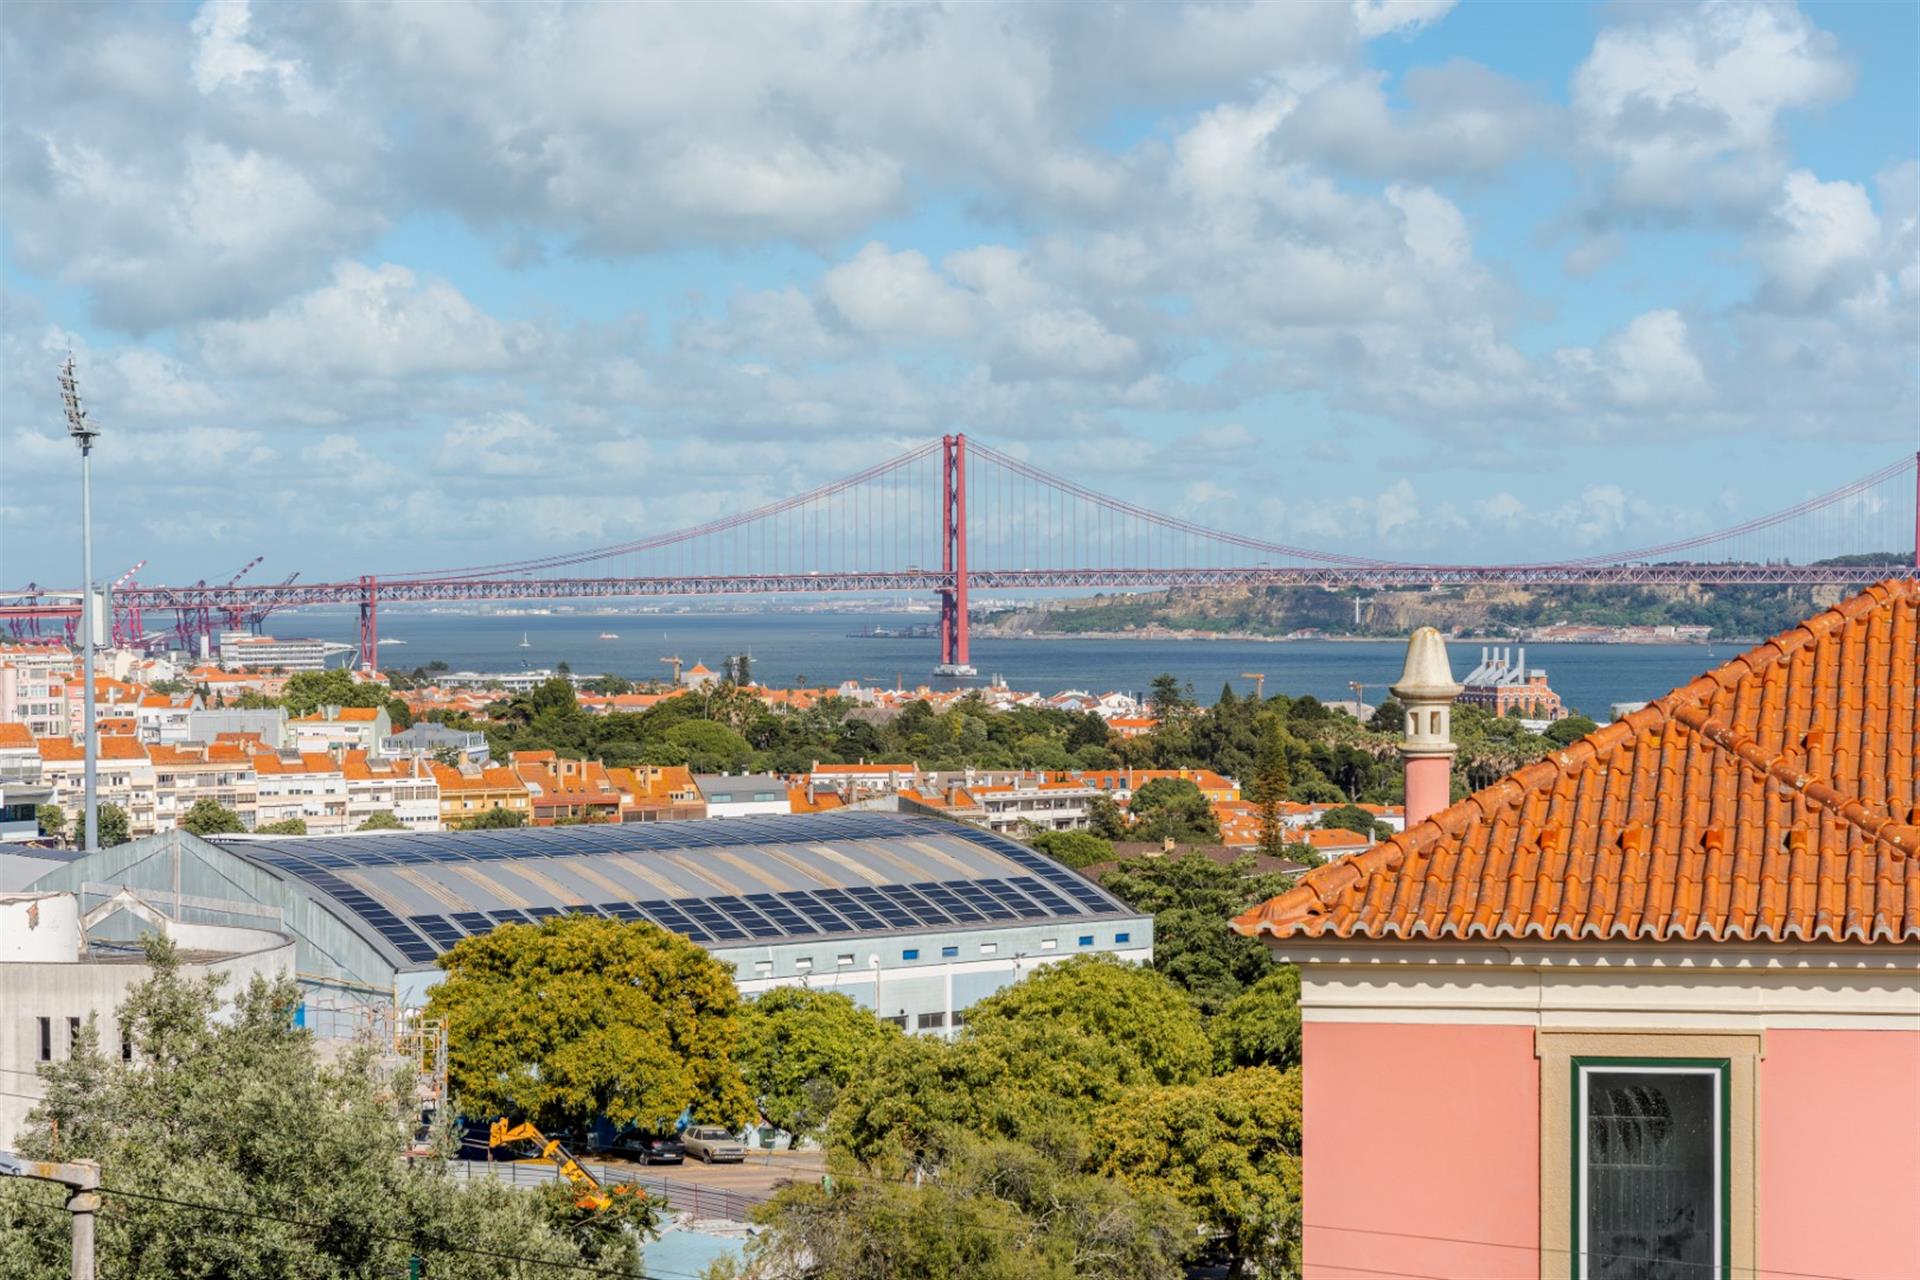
(1235, 579, 1920, 947)
(211, 812, 1134, 970)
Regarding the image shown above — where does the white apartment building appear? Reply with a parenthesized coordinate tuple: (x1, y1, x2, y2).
(694, 773, 792, 819)
(290, 706, 391, 756)
(218, 632, 332, 673)
(968, 779, 1096, 833)
(252, 753, 349, 834)
(343, 752, 441, 831)
(134, 693, 199, 745)
(38, 738, 159, 838)
(0, 648, 73, 739)
(149, 744, 259, 833)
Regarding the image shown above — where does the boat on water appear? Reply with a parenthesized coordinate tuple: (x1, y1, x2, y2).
(598, 632, 620, 640)
(518, 632, 531, 648)
(377, 638, 408, 646)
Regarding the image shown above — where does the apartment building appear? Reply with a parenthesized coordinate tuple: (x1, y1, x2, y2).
(38, 737, 159, 837)
(342, 751, 440, 831)
(134, 693, 200, 745)
(428, 763, 532, 828)
(510, 751, 624, 825)
(611, 765, 706, 822)
(251, 753, 349, 834)
(290, 705, 391, 756)
(150, 743, 259, 832)
(0, 647, 71, 738)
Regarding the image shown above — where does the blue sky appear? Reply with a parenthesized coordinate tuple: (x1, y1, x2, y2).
(2, 0, 1914, 585)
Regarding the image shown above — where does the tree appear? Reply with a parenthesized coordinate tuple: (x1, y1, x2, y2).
(1028, 829, 1113, 870)
(833, 958, 1211, 1171)
(458, 806, 526, 830)
(1545, 713, 1600, 746)
(280, 668, 388, 717)
(385, 696, 414, 730)
(715, 1132, 1193, 1280)
(425, 915, 755, 1136)
(179, 797, 246, 837)
(356, 810, 405, 831)
(659, 719, 752, 772)
(1210, 966, 1302, 1072)
(35, 803, 64, 841)
(1127, 777, 1219, 843)
(1094, 1067, 1303, 1279)
(75, 803, 130, 849)
(1086, 793, 1128, 840)
(736, 989, 901, 1142)
(1249, 720, 1292, 858)
(1367, 697, 1406, 733)
(1094, 855, 1293, 1014)
(584, 674, 634, 695)
(255, 817, 308, 836)
(0, 935, 648, 1277)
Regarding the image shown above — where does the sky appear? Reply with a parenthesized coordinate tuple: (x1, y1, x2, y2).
(2, 0, 1916, 586)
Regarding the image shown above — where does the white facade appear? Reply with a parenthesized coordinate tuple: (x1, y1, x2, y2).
(972, 783, 1095, 833)
(0, 889, 295, 1149)
(255, 760, 349, 833)
(694, 774, 791, 819)
(218, 633, 332, 672)
(0, 651, 71, 739)
(345, 762, 442, 832)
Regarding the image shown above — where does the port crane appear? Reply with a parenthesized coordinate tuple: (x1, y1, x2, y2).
(1240, 672, 1266, 700)
(659, 655, 684, 684)
(486, 1118, 643, 1212)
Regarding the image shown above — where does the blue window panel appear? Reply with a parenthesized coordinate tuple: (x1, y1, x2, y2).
(1077, 935, 1094, 947)
(902, 949, 920, 961)
(941, 946, 958, 958)
(1115, 932, 1131, 944)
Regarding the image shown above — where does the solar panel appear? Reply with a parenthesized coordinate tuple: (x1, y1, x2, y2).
(811, 888, 886, 932)
(451, 911, 494, 934)
(877, 883, 953, 927)
(913, 881, 987, 923)
(950, 882, 1019, 921)
(675, 898, 748, 941)
(846, 885, 916, 928)
(409, 914, 467, 950)
(599, 901, 645, 920)
(977, 878, 1050, 919)
(1007, 876, 1076, 916)
(488, 909, 534, 926)
(524, 905, 564, 920)
(781, 890, 855, 933)
(636, 900, 714, 943)
(743, 892, 818, 935)
(709, 896, 783, 939)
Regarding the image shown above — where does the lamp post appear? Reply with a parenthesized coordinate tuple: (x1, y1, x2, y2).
(59, 357, 101, 853)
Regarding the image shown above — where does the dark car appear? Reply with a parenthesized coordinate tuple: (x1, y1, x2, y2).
(609, 1132, 685, 1165)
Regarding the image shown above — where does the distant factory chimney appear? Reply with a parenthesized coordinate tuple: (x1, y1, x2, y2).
(1390, 627, 1462, 828)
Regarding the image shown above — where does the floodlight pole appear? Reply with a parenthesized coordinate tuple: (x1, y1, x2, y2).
(61, 357, 101, 852)
(24, 1158, 99, 1280)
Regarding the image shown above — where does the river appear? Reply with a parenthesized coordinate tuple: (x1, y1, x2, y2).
(285, 607, 1733, 719)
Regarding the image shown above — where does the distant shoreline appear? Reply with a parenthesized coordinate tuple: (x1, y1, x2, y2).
(979, 628, 1732, 646)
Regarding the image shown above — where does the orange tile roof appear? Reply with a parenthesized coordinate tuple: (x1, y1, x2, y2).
(787, 785, 845, 813)
(1235, 580, 1920, 947)
(0, 723, 34, 749)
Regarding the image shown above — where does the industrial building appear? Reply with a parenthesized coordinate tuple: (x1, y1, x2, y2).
(22, 813, 1151, 1033)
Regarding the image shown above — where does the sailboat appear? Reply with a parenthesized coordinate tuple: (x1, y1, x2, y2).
(519, 631, 531, 649)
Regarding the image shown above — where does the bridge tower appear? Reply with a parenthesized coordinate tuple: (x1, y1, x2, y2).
(357, 575, 379, 672)
(935, 434, 976, 676)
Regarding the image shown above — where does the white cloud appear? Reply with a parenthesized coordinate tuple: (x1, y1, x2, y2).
(1571, 1, 1852, 220)
(1599, 310, 1710, 409)
(1279, 62, 1544, 180)
(1751, 170, 1885, 310)
(192, 262, 534, 378)
(822, 245, 977, 341)
(1350, 0, 1456, 41)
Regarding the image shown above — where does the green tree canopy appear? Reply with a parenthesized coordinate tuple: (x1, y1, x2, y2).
(736, 988, 901, 1141)
(0, 935, 646, 1277)
(356, 810, 406, 831)
(255, 817, 308, 836)
(75, 802, 130, 849)
(1094, 855, 1293, 1014)
(716, 1132, 1192, 1280)
(35, 803, 64, 839)
(1127, 777, 1219, 843)
(658, 719, 752, 772)
(1544, 713, 1600, 746)
(458, 806, 526, 830)
(1093, 1067, 1303, 1279)
(179, 797, 246, 837)
(1209, 966, 1302, 1072)
(1315, 803, 1391, 840)
(1027, 829, 1113, 870)
(425, 915, 754, 1136)
(280, 668, 389, 717)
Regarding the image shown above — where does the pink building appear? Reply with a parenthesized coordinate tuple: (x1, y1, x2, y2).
(1236, 579, 1920, 1279)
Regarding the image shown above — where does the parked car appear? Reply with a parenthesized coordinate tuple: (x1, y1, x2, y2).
(680, 1126, 747, 1164)
(609, 1132, 684, 1165)
(0, 1151, 24, 1177)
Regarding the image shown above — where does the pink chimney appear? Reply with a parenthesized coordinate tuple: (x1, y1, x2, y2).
(1389, 627, 1461, 828)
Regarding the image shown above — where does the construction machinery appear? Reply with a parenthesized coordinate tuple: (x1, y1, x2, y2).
(486, 1118, 642, 1211)
(1240, 672, 1266, 700)
(659, 655, 684, 684)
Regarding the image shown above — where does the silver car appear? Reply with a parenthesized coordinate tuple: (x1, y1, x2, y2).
(679, 1126, 747, 1164)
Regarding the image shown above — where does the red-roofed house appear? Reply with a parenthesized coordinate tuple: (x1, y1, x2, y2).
(251, 752, 348, 833)
(1233, 583, 1920, 1280)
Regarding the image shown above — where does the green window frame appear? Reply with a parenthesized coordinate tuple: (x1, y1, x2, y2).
(1571, 1056, 1731, 1280)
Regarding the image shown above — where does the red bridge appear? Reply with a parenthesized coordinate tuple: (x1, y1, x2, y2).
(6, 438, 1917, 672)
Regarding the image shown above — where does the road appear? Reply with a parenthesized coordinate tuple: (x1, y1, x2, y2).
(593, 1146, 827, 1198)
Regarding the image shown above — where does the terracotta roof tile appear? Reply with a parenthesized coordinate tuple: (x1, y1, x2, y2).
(1234, 579, 1920, 947)
(0, 723, 34, 749)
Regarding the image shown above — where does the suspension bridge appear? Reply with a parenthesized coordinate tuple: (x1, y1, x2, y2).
(5, 436, 1917, 674)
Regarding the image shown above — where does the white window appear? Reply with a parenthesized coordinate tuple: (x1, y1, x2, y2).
(1040, 938, 1058, 951)
(1574, 1059, 1727, 1279)
(979, 942, 998, 956)
(837, 954, 855, 967)
(795, 957, 814, 972)
(753, 960, 773, 977)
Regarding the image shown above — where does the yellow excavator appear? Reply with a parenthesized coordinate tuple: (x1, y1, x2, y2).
(487, 1118, 644, 1212)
